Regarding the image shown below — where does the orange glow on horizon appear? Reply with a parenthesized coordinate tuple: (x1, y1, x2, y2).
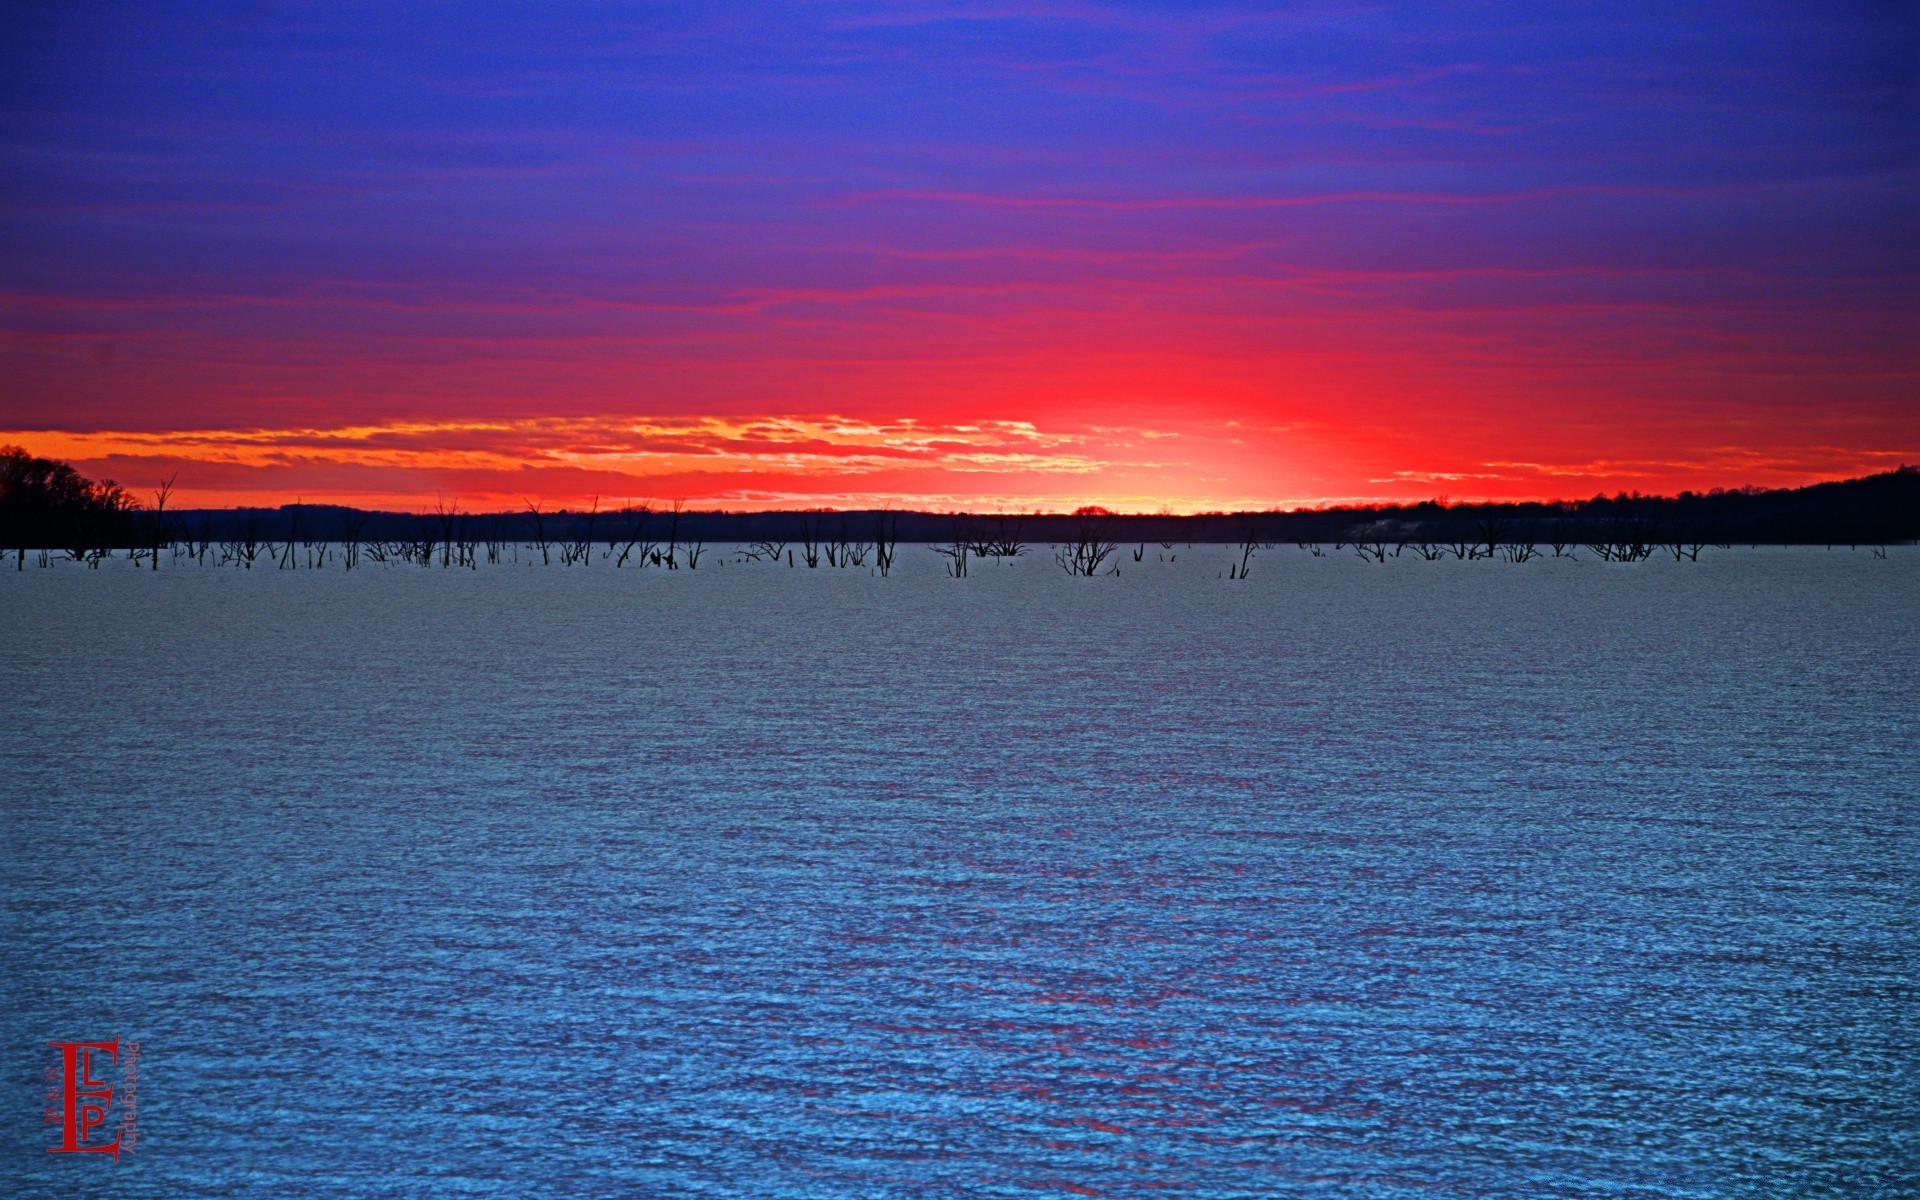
(3, 5, 1912, 518)
(5, 415, 1909, 515)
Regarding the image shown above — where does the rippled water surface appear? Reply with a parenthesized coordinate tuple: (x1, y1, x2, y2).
(3, 547, 1915, 1198)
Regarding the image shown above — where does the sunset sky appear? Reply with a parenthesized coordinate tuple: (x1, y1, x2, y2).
(3, 2, 1914, 512)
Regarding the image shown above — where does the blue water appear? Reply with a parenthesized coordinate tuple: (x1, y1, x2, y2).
(3, 547, 1915, 1198)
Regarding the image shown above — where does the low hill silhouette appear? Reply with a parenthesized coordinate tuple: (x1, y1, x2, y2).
(3, 444, 1915, 554)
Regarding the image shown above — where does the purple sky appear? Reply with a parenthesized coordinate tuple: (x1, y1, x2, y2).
(3, 2, 1914, 509)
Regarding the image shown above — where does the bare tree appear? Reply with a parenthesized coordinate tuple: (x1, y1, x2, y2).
(432, 499, 468, 568)
(1231, 518, 1273, 577)
(1665, 535, 1706, 562)
(193, 513, 214, 565)
(226, 513, 265, 569)
(559, 497, 599, 566)
(526, 500, 552, 565)
(1588, 512, 1659, 562)
(975, 513, 1027, 559)
(340, 510, 368, 570)
(660, 500, 683, 568)
(1475, 511, 1507, 561)
(743, 537, 786, 564)
(1055, 509, 1119, 576)
(279, 505, 302, 569)
(1547, 517, 1576, 559)
(873, 510, 899, 576)
(614, 505, 655, 568)
(604, 501, 631, 563)
(797, 513, 821, 568)
(409, 510, 437, 567)
(456, 513, 478, 569)
(933, 535, 969, 577)
(482, 515, 507, 564)
(146, 475, 175, 570)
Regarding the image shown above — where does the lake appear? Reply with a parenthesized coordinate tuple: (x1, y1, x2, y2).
(2, 546, 1914, 1198)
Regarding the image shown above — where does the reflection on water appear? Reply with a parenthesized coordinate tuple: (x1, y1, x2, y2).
(3, 548, 1914, 1198)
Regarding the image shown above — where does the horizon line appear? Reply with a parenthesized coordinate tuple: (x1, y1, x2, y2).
(149, 465, 1914, 519)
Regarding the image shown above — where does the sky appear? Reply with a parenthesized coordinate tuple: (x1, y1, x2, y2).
(2, 1, 1915, 512)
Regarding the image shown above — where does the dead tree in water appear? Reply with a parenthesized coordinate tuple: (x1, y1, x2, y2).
(1665, 531, 1707, 562)
(145, 476, 175, 570)
(842, 531, 869, 567)
(824, 519, 869, 567)
(1548, 518, 1576, 559)
(433, 499, 475, 568)
(278, 506, 302, 569)
(796, 513, 821, 568)
(614, 505, 655, 568)
(455, 513, 478, 568)
(225, 514, 265, 569)
(1475, 511, 1507, 561)
(973, 513, 1028, 560)
(1344, 519, 1405, 565)
(560, 498, 599, 566)
(1489, 514, 1537, 563)
(1231, 519, 1273, 577)
(1055, 509, 1119, 576)
(525, 501, 552, 565)
(604, 503, 631, 564)
(340, 511, 368, 570)
(192, 513, 214, 565)
(1588, 513, 1658, 562)
(933, 536, 969, 577)
(658, 500, 683, 568)
(408, 511, 437, 566)
(873, 511, 900, 576)
(743, 537, 786, 564)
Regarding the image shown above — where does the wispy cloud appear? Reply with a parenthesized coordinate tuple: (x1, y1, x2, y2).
(2, 2, 1910, 506)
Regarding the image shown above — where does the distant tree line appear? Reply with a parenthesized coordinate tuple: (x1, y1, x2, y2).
(0, 445, 143, 565)
(2, 444, 1915, 567)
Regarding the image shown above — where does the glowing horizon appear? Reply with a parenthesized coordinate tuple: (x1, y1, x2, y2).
(4, 4, 1914, 509)
(3, 416, 1913, 515)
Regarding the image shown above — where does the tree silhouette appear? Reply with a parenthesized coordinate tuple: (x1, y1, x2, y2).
(0, 445, 136, 566)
